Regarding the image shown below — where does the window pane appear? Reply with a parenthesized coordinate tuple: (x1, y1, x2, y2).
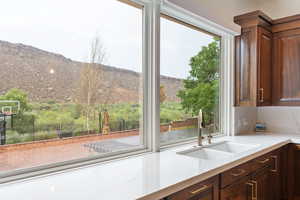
(0, 0, 143, 173)
(160, 15, 221, 144)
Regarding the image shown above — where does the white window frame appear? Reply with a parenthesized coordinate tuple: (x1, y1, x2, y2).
(0, 0, 154, 184)
(0, 0, 237, 183)
(153, 0, 237, 150)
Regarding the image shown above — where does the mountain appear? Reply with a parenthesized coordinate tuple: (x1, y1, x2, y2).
(0, 40, 184, 103)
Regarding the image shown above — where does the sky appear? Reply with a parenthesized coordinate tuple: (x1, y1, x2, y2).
(0, 0, 214, 79)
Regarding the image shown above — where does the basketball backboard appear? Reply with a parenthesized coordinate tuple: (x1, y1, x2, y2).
(0, 100, 20, 115)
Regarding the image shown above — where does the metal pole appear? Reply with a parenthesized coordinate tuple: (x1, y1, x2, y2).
(32, 116, 35, 141)
(99, 112, 102, 134)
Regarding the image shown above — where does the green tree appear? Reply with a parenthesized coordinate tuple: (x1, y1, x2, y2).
(177, 38, 220, 124)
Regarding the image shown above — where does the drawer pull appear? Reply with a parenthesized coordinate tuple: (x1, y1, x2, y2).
(246, 182, 256, 200)
(295, 145, 300, 150)
(271, 155, 278, 172)
(190, 185, 210, 195)
(257, 158, 269, 164)
(230, 169, 246, 177)
(259, 88, 264, 103)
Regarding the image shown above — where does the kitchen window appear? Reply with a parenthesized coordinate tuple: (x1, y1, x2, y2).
(0, 0, 235, 182)
(0, 0, 147, 181)
(160, 14, 221, 145)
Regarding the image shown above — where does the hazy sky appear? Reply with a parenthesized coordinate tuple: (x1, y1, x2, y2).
(0, 0, 214, 79)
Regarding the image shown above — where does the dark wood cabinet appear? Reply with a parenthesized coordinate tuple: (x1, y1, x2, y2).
(235, 27, 257, 106)
(234, 12, 272, 106)
(251, 166, 271, 200)
(165, 176, 219, 200)
(285, 144, 300, 200)
(280, 145, 289, 200)
(257, 27, 272, 106)
(220, 150, 278, 200)
(234, 11, 300, 107)
(164, 146, 289, 200)
(220, 177, 251, 200)
(272, 29, 300, 106)
(269, 150, 281, 200)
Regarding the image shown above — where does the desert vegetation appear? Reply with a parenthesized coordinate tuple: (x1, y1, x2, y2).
(1, 89, 191, 144)
(0, 36, 220, 145)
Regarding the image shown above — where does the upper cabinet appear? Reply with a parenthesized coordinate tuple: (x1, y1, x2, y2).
(234, 11, 272, 106)
(234, 11, 300, 106)
(272, 17, 300, 106)
(257, 27, 273, 106)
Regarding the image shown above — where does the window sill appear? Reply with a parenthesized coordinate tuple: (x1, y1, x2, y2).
(0, 146, 150, 184)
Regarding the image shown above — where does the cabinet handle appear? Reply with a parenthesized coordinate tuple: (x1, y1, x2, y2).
(246, 182, 256, 200)
(259, 88, 264, 103)
(230, 169, 246, 177)
(257, 158, 269, 164)
(252, 180, 258, 200)
(295, 145, 300, 151)
(247, 181, 258, 200)
(271, 155, 278, 172)
(190, 184, 210, 195)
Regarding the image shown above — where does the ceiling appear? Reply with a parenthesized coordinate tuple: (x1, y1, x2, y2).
(168, 0, 300, 33)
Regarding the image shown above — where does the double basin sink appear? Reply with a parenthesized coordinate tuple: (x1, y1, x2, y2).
(177, 141, 259, 161)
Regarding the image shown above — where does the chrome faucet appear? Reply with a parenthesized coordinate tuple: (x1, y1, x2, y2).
(198, 109, 205, 146)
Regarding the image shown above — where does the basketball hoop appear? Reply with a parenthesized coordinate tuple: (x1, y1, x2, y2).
(2, 106, 12, 116)
(0, 100, 20, 115)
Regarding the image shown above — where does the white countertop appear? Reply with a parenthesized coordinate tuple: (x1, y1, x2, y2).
(1, 132, 300, 200)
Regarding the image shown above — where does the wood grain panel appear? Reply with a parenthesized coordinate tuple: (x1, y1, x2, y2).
(167, 176, 219, 200)
(251, 166, 271, 200)
(273, 29, 300, 105)
(220, 176, 250, 200)
(272, 20, 300, 33)
(221, 161, 252, 188)
(240, 30, 251, 101)
(235, 27, 258, 106)
(257, 27, 272, 106)
(294, 145, 300, 197)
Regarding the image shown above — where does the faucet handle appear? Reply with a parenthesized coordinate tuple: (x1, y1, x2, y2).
(207, 134, 213, 144)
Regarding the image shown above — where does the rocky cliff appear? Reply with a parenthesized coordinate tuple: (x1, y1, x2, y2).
(0, 41, 183, 103)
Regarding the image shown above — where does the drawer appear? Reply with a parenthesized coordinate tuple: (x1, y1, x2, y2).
(220, 161, 252, 188)
(167, 176, 219, 200)
(220, 176, 250, 200)
(251, 153, 273, 172)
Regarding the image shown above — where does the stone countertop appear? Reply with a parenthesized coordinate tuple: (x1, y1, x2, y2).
(0, 132, 299, 200)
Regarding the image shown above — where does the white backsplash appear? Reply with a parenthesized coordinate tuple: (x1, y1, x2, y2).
(257, 107, 300, 134)
(233, 106, 257, 135)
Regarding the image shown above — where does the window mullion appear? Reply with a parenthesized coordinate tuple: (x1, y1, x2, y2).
(149, 0, 161, 152)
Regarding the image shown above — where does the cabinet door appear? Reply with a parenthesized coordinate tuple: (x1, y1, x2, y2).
(293, 145, 300, 199)
(251, 166, 271, 200)
(279, 145, 288, 200)
(235, 27, 258, 106)
(273, 29, 300, 106)
(257, 27, 272, 106)
(269, 150, 281, 200)
(167, 176, 219, 200)
(220, 176, 251, 200)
